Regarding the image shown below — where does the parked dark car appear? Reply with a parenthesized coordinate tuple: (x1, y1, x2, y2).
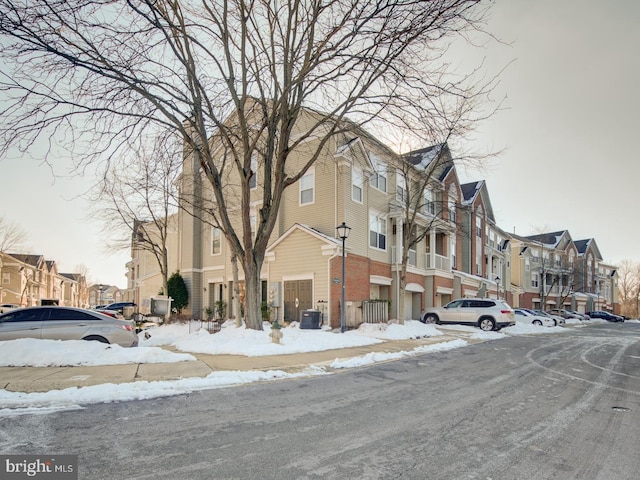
(104, 302, 137, 314)
(586, 311, 624, 322)
(0, 306, 138, 347)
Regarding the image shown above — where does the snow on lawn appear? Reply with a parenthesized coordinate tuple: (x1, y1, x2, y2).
(0, 338, 196, 367)
(142, 319, 447, 356)
(0, 318, 576, 415)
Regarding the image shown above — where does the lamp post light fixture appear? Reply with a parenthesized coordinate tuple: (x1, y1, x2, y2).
(336, 222, 351, 333)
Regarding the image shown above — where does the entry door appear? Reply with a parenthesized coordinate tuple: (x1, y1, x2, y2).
(284, 280, 312, 323)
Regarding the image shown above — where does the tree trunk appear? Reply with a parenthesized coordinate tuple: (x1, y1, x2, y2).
(242, 254, 264, 330)
(231, 253, 242, 327)
(397, 253, 408, 325)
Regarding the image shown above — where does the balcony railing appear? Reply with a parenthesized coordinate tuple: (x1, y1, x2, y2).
(391, 246, 418, 266)
(426, 253, 450, 271)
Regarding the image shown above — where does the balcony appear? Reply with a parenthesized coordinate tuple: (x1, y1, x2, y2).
(426, 253, 450, 271)
(391, 246, 418, 267)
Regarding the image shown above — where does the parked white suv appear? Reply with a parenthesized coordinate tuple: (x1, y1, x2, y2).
(421, 298, 515, 331)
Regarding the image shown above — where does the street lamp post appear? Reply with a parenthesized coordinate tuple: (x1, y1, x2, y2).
(495, 276, 501, 300)
(336, 222, 351, 333)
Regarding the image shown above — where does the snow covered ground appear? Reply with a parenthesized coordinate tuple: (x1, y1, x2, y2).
(0, 318, 626, 415)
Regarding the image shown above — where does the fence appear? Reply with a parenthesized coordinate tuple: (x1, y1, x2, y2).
(344, 299, 390, 328)
(189, 319, 221, 334)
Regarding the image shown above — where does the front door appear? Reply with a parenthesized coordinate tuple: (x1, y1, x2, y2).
(283, 280, 312, 323)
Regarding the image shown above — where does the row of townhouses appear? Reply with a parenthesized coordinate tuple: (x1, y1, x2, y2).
(125, 114, 619, 327)
(0, 252, 126, 309)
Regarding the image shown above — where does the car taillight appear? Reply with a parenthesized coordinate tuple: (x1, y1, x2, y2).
(118, 325, 134, 332)
(500, 310, 513, 314)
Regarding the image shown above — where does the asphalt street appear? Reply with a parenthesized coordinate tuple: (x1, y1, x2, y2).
(1, 323, 639, 479)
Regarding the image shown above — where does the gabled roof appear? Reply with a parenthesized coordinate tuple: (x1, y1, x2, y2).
(575, 238, 602, 260)
(267, 223, 340, 252)
(402, 143, 453, 181)
(460, 180, 496, 223)
(60, 273, 82, 282)
(7, 253, 45, 268)
(525, 231, 570, 249)
(574, 239, 589, 253)
(461, 181, 482, 204)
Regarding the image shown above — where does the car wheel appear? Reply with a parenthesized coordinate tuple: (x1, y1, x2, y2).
(423, 314, 439, 324)
(533, 320, 542, 326)
(83, 335, 110, 344)
(478, 317, 495, 332)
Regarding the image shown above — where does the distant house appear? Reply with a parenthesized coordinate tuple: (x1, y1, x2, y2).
(0, 253, 88, 307)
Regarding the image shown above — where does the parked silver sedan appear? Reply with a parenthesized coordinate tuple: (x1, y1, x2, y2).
(0, 306, 138, 347)
(514, 308, 556, 327)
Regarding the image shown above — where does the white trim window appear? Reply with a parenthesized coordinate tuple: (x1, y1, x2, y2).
(369, 212, 387, 250)
(370, 154, 387, 192)
(423, 189, 435, 215)
(451, 234, 457, 269)
(396, 173, 406, 203)
(211, 228, 222, 255)
(532, 273, 539, 288)
(300, 167, 315, 205)
(352, 166, 363, 203)
(249, 155, 257, 189)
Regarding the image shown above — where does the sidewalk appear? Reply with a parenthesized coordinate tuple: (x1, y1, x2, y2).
(0, 333, 480, 394)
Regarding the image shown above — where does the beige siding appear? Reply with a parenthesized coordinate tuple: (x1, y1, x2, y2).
(266, 229, 331, 311)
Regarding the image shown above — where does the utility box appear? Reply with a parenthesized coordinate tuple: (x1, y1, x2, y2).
(300, 309, 321, 329)
(150, 295, 172, 321)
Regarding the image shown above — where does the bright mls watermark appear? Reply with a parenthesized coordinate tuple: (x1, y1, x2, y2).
(1, 455, 77, 479)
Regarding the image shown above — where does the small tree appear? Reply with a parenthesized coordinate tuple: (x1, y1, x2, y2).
(167, 271, 189, 313)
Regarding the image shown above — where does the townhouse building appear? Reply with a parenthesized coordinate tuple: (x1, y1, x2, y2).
(127, 110, 620, 325)
(509, 232, 618, 313)
(167, 112, 519, 327)
(0, 252, 88, 307)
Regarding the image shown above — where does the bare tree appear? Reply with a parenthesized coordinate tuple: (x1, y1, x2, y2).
(0, 217, 28, 302)
(0, 216, 27, 254)
(617, 259, 640, 318)
(0, 0, 498, 329)
(93, 132, 181, 297)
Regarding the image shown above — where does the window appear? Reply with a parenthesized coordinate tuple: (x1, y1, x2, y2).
(532, 273, 539, 288)
(211, 228, 221, 255)
(369, 212, 387, 250)
(300, 168, 314, 205)
(47, 308, 96, 321)
(423, 189, 434, 215)
(370, 154, 387, 192)
(249, 156, 257, 189)
(451, 234, 457, 269)
(476, 215, 482, 237)
(2, 272, 8, 284)
(396, 174, 406, 203)
(352, 166, 363, 202)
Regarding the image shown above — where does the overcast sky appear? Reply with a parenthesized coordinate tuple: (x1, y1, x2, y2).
(1, 0, 638, 287)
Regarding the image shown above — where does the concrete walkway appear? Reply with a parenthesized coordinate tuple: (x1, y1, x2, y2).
(0, 333, 483, 394)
